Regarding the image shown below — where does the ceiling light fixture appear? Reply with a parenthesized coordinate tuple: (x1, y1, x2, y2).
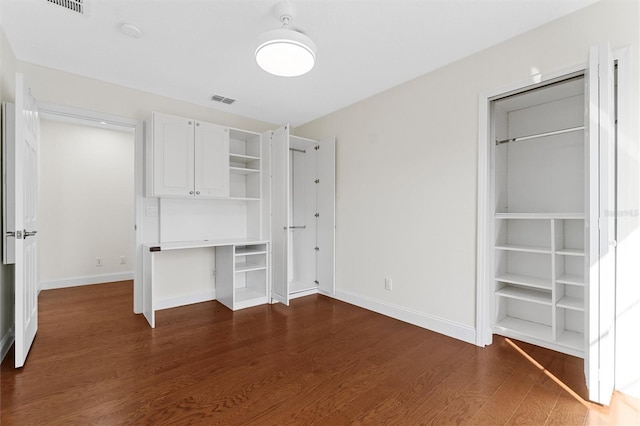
(119, 22, 143, 39)
(255, 2, 316, 77)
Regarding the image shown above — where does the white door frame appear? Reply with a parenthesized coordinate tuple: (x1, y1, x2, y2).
(37, 102, 144, 314)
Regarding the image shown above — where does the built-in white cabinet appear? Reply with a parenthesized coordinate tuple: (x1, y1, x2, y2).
(480, 43, 620, 405)
(217, 242, 269, 310)
(270, 125, 335, 305)
(146, 112, 229, 198)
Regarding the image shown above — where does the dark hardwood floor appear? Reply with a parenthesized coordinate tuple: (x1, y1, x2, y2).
(1, 281, 638, 425)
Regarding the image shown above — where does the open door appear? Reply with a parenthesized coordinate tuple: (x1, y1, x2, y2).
(585, 43, 615, 405)
(316, 136, 335, 295)
(10, 74, 40, 368)
(270, 125, 290, 305)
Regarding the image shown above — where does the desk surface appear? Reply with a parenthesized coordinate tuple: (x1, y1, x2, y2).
(145, 239, 269, 252)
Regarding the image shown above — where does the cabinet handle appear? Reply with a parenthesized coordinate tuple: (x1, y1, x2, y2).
(196, 122, 200, 126)
(188, 121, 192, 125)
(189, 191, 194, 195)
(196, 191, 200, 195)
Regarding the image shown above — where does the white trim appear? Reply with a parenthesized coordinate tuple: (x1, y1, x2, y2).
(289, 288, 319, 299)
(154, 290, 216, 311)
(40, 272, 134, 290)
(332, 290, 476, 345)
(35, 101, 144, 314)
(1, 325, 15, 363)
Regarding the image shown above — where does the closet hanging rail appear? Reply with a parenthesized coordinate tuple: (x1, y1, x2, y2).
(496, 125, 585, 145)
(289, 148, 306, 153)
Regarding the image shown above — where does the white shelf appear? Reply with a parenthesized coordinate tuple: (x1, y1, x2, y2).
(495, 286, 552, 305)
(556, 248, 585, 256)
(230, 166, 260, 175)
(235, 248, 267, 257)
(556, 329, 584, 352)
(557, 296, 584, 311)
(556, 274, 584, 286)
(494, 317, 553, 342)
(495, 273, 551, 291)
(495, 243, 551, 254)
(229, 153, 260, 164)
(235, 261, 266, 273)
(495, 212, 584, 220)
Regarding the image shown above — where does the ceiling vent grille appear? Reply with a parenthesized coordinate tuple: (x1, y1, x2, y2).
(46, 0, 85, 15)
(211, 94, 236, 105)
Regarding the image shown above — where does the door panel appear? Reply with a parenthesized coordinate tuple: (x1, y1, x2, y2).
(152, 112, 194, 196)
(271, 125, 290, 305)
(316, 137, 336, 295)
(14, 73, 39, 368)
(194, 122, 229, 197)
(585, 42, 615, 405)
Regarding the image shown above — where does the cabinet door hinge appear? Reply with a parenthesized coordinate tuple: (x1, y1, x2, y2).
(314, 145, 320, 150)
(315, 213, 320, 218)
(314, 179, 320, 184)
(314, 280, 319, 285)
(314, 246, 319, 251)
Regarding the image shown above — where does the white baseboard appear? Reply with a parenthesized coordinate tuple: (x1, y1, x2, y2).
(331, 289, 476, 345)
(40, 272, 134, 290)
(1, 325, 15, 363)
(289, 288, 319, 300)
(154, 290, 216, 311)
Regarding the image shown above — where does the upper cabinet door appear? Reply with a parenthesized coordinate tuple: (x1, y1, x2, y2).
(585, 42, 615, 406)
(194, 122, 229, 198)
(152, 112, 195, 197)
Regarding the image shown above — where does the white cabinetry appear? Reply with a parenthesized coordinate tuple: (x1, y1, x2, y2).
(147, 112, 229, 198)
(490, 75, 589, 358)
(217, 243, 269, 310)
(270, 125, 335, 305)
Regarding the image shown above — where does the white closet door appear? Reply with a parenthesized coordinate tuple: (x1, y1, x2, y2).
(316, 137, 336, 295)
(271, 125, 290, 305)
(585, 42, 615, 405)
(152, 113, 194, 197)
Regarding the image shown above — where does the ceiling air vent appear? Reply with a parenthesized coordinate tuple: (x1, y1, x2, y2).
(46, 0, 86, 15)
(211, 94, 236, 105)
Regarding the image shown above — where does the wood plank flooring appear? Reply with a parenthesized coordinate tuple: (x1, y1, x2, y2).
(1, 281, 638, 425)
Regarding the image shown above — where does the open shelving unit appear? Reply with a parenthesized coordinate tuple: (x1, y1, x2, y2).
(490, 75, 587, 358)
(229, 128, 262, 200)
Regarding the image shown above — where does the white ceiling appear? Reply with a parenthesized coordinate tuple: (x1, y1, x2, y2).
(0, 0, 599, 126)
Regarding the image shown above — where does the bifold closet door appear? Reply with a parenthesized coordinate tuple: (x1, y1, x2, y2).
(585, 43, 615, 406)
(270, 125, 290, 305)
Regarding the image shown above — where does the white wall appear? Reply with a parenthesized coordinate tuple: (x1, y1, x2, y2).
(38, 119, 134, 288)
(0, 26, 17, 359)
(297, 0, 640, 398)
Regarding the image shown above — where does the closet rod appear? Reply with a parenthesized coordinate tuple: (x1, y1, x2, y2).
(496, 125, 585, 145)
(284, 225, 306, 230)
(290, 148, 306, 154)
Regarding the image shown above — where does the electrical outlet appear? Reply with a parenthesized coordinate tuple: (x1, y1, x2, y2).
(385, 277, 392, 291)
(120, 256, 126, 265)
(96, 257, 103, 267)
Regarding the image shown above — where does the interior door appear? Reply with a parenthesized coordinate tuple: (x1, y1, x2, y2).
(316, 137, 336, 295)
(271, 125, 290, 305)
(13, 73, 40, 368)
(585, 43, 615, 405)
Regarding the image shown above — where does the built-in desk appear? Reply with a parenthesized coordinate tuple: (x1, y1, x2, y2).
(143, 239, 269, 327)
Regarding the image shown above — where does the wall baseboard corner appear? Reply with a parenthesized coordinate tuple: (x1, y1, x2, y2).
(1, 325, 15, 363)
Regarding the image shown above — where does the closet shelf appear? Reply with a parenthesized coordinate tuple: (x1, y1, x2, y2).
(229, 153, 260, 163)
(556, 274, 584, 286)
(495, 273, 551, 291)
(495, 243, 551, 254)
(556, 248, 585, 256)
(495, 212, 584, 220)
(235, 261, 266, 273)
(495, 285, 552, 305)
(230, 166, 260, 175)
(557, 296, 584, 311)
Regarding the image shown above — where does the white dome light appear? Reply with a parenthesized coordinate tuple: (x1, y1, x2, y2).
(255, 2, 316, 77)
(255, 28, 316, 77)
